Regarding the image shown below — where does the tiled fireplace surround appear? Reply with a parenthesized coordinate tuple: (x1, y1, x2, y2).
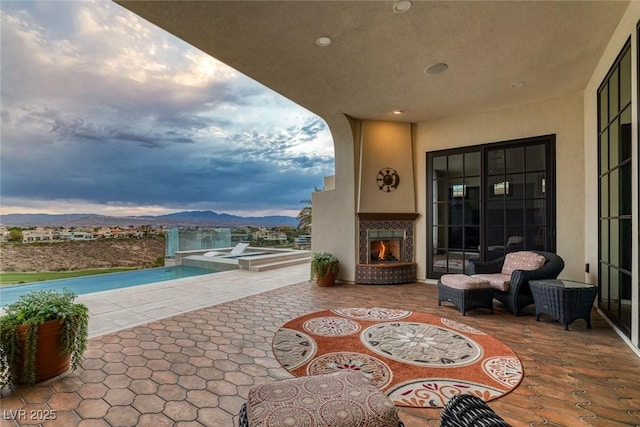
(355, 213, 418, 284)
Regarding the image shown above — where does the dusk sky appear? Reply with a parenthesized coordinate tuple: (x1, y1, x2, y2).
(0, 1, 335, 218)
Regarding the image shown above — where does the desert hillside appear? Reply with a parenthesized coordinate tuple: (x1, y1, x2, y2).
(0, 237, 166, 272)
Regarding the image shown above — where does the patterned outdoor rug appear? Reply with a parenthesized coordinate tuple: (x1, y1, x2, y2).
(273, 307, 523, 408)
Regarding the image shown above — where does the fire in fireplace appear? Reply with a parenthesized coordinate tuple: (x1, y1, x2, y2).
(368, 230, 404, 264)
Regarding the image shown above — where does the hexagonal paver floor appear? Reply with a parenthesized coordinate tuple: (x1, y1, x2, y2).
(1, 280, 640, 426)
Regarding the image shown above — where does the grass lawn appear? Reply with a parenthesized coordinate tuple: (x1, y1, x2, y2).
(0, 268, 135, 285)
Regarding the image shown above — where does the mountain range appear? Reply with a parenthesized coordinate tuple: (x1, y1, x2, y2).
(0, 211, 298, 228)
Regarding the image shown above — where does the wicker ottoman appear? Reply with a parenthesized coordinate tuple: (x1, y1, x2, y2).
(238, 371, 403, 427)
(438, 274, 494, 315)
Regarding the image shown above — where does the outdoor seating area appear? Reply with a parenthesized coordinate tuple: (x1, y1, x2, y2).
(2, 272, 639, 427)
(438, 251, 565, 317)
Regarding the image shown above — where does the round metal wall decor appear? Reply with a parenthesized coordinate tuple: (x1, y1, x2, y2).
(377, 167, 400, 192)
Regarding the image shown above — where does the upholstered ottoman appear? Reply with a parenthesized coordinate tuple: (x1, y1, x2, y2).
(238, 371, 403, 427)
(438, 274, 494, 315)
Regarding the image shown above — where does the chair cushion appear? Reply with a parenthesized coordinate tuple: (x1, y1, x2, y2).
(246, 371, 400, 427)
(471, 273, 512, 292)
(501, 251, 546, 276)
(440, 274, 490, 290)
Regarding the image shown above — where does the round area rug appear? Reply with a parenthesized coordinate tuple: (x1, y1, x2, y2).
(272, 307, 523, 408)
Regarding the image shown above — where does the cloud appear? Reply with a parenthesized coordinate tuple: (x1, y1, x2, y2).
(0, 1, 334, 217)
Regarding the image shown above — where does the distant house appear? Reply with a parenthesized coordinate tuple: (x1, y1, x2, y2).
(22, 229, 57, 243)
(58, 232, 95, 241)
(260, 231, 288, 242)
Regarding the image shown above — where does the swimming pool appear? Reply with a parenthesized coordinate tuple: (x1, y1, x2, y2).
(0, 266, 216, 306)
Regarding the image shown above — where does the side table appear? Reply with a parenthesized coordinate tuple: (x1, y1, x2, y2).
(529, 279, 598, 330)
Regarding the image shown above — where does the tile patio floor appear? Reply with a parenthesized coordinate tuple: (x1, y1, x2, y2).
(1, 263, 639, 426)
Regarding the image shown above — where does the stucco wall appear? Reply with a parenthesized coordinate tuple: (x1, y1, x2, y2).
(312, 113, 357, 282)
(414, 93, 585, 282)
(358, 120, 416, 213)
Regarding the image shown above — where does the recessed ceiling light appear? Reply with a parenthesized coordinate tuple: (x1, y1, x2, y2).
(393, 0, 412, 13)
(510, 81, 526, 88)
(392, 110, 403, 115)
(425, 63, 448, 75)
(316, 36, 332, 47)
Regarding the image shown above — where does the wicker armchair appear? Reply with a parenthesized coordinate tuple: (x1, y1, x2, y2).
(468, 251, 564, 316)
(440, 395, 510, 427)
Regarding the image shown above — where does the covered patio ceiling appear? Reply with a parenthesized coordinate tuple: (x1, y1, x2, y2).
(116, 1, 628, 124)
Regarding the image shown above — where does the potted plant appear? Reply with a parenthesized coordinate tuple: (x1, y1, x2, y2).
(0, 289, 89, 388)
(310, 252, 340, 286)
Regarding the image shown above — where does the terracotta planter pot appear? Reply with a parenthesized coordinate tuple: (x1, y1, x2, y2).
(316, 272, 337, 287)
(16, 319, 70, 383)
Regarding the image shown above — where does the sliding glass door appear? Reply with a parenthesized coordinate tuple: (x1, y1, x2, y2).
(427, 136, 556, 278)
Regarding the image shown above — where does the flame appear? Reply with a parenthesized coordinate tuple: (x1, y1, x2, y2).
(377, 241, 386, 260)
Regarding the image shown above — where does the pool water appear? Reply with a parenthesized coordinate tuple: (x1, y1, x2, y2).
(0, 266, 216, 306)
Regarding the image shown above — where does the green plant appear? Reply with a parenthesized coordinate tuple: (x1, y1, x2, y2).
(310, 252, 339, 281)
(0, 289, 89, 388)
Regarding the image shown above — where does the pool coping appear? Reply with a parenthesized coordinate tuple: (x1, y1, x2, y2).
(79, 263, 311, 338)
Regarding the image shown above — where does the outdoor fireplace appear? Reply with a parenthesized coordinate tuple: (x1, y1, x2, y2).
(368, 230, 404, 263)
(356, 213, 418, 284)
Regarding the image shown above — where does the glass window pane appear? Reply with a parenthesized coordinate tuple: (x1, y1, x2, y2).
(620, 106, 631, 161)
(465, 177, 480, 201)
(601, 220, 609, 263)
(609, 118, 619, 166)
(525, 172, 546, 198)
(463, 253, 479, 275)
(505, 229, 524, 252)
(525, 199, 545, 225)
(610, 169, 619, 217)
(435, 203, 448, 225)
(464, 226, 480, 250)
(505, 200, 524, 226)
(464, 201, 480, 225)
(526, 145, 545, 171)
(526, 226, 545, 250)
(433, 156, 447, 178)
(433, 248, 447, 273)
(599, 83, 608, 129)
(600, 175, 608, 217)
(620, 49, 631, 106)
(448, 227, 463, 249)
(610, 268, 619, 301)
(488, 175, 509, 198)
(505, 147, 524, 173)
(449, 154, 463, 178)
(464, 152, 481, 176)
(448, 200, 463, 225)
(610, 219, 619, 266)
(600, 129, 608, 172)
(435, 226, 447, 249)
(486, 226, 504, 247)
(620, 273, 632, 326)
(609, 67, 619, 119)
(600, 264, 609, 306)
(487, 150, 505, 175)
(620, 163, 631, 216)
(436, 180, 448, 202)
(487, 200, 504, 225)
(448, 178, 464, 200)
(506, 174, 524, 199)
(620, 219, 631, 271)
